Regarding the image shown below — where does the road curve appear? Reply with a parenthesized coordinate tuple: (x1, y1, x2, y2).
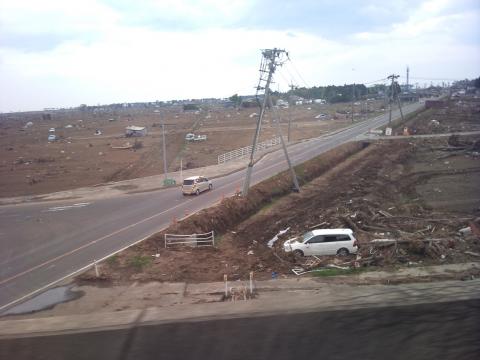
(0, 103, 423, 310)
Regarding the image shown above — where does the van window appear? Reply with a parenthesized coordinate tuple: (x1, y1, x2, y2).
(323, 235, 338, 242)
(183, 179, 194, 185)
(306, 236, 323, 244)
(336, 235, 351, 241)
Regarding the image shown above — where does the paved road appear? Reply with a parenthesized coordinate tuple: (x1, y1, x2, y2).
(1, 299, 479, 360)
(0, 103, 423, 310)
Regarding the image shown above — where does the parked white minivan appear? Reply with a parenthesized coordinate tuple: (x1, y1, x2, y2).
(182, 176, 212, 195)
(283, 228, 357, 257)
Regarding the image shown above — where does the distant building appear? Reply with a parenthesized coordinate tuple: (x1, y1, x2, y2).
(125, 126, 147, 137)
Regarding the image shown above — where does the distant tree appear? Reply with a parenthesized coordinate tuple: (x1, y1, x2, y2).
(474, 77, 480, 89)
(229, 94, 241, 106)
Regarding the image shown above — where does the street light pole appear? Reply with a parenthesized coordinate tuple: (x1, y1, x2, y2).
(162, 123, 168, 182)
(155, 109, 168, 183)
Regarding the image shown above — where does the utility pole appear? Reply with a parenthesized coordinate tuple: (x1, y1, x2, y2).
(387, 74, 404, 125)
(155, 110, 173, 185)
(406, 66, 410, 92)
(242, 48, 300, 196)
(269, 96, 300, 193)
(287, 83, 297, 142)
(351, 83, 355, 123)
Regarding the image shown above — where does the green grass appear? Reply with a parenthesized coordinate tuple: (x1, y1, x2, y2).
(106, 254, 119, 266)
(311, 267, 367, 277)
(129, 255, 152, 271)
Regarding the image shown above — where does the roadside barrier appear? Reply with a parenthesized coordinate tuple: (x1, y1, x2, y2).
(164, 231, 215, 248)
(218, 137, 281, 164)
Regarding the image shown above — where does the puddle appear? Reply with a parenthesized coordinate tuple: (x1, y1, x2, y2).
(2, 286, 84, 316)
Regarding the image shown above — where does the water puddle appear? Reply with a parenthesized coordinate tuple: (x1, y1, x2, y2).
(2, 286, 84, 316)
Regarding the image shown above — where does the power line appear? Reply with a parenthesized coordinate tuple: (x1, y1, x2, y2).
(363, 78, 388, 85)
(410, 77, 460, 81)
(285, 55, 310, 89)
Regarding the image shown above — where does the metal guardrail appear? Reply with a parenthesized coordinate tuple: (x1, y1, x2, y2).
(164, 231, 215, 248)
(218, 137, 281, 164)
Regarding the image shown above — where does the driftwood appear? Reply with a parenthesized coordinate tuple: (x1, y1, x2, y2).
(370, 238, 449, 248)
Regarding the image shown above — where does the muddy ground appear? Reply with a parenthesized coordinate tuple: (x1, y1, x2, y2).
(0, 101, 385, 197)
(85, 111, 480, 285)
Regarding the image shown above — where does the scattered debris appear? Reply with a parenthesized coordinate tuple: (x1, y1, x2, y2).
(464, 251, 480, 257)
(459, 227, 472, 236)
(267, 227, 290, 248)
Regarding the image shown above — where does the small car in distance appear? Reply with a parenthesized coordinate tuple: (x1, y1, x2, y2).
(283, 228, 357, 257)
(47, 134, 57, 142)
(182, 176, 212, 195)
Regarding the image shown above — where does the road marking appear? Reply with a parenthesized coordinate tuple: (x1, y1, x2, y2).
(44, 202, 91, 213)
(0, 105, 423, 310)
(0, 197, 202, 287)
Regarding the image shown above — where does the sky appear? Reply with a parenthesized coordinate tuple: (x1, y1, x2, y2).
(0, 0, 479, 112)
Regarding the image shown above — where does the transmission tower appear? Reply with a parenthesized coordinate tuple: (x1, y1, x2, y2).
(387, 74, 404, 125)
(242, 49, 300, 197)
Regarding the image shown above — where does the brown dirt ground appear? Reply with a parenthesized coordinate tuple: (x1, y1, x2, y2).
(78, 97, 480, 285)
(0, 101, 385, 197)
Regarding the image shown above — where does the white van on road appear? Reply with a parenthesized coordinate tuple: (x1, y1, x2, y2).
(283, 228, 357, 257)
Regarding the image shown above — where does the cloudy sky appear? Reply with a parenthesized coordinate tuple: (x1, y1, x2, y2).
(0, 0, 479, 112)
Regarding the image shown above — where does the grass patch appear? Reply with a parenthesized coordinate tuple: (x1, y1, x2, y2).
(129, 255, 152, 271)
(257, 196, 282, 215)
(312, 267, 368, 277)
(106, 254, 119, 266)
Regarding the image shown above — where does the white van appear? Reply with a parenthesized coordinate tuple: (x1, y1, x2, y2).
(283, 228, 357, 257)
(182, 176, 212, 195)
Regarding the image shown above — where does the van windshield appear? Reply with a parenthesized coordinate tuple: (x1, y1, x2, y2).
(183, 179, 194, 185)
(302, 231, 315, 243)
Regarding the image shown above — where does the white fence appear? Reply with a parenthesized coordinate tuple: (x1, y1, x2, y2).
(218, 137, 281, 164)
(164, 231, 215, 248)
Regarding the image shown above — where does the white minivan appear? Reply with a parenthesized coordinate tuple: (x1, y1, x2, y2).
(182, 176, 212, 195)
(283, 228, 357, 257)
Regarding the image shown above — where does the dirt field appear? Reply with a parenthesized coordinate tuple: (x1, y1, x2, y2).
(0, 101, 385, 197)
(83, 95, 480, 284)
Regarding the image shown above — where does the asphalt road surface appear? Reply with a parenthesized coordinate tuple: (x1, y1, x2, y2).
(1, 299, 479, 360)
(0, 103, 423, 310)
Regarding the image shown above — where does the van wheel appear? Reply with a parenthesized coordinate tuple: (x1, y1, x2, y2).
(293, 250, 304, 257)
(196, 189, 200, 195)
(337, 248, 349, 256)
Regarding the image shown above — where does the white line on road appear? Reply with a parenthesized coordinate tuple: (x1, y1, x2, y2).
(44, 203, 91, 212)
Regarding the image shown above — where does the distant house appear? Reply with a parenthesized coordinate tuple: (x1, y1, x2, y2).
(125, 126, 147, 137)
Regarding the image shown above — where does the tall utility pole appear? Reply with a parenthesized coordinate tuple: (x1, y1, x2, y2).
(351, 83, 355, 123)
(387, 74, 404, 125)
(161, 123, 168, 182)
(242, 48, 300, 196)
(406, 66, 410, 92)
(287, 82, 297, 142)
(155, 110, 173, 184)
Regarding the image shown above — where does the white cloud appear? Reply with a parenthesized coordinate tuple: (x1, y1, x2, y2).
(0, 0, 479, 111)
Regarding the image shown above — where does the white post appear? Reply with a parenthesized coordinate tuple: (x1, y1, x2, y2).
(212, 231, 215, 247)
(94, 259, 99, 277)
